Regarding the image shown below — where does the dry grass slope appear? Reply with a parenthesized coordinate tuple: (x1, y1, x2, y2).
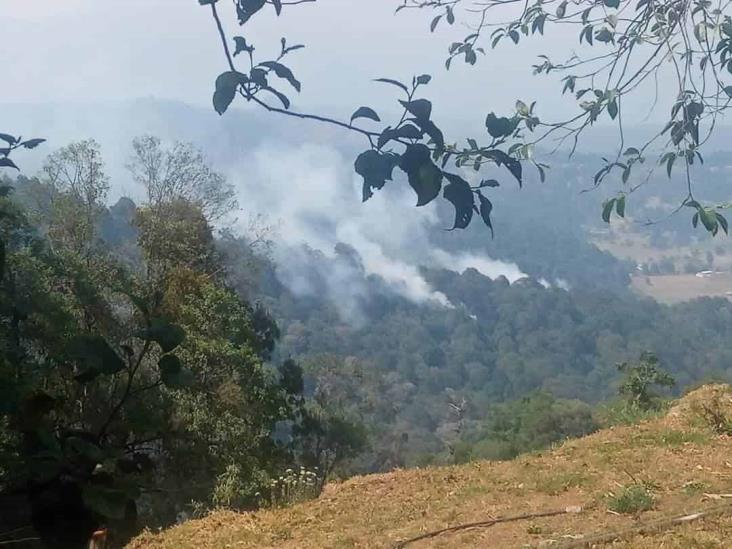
(129, 385, 732, 548)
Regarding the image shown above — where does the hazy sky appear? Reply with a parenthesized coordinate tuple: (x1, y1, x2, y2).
(0, 0, 694, 304)
(1, 0, 628, 132)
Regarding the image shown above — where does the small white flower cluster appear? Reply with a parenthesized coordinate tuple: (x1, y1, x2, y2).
(257, 466, 322, 507)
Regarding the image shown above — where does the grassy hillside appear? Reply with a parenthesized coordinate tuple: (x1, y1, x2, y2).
(129, 385, 732, 548)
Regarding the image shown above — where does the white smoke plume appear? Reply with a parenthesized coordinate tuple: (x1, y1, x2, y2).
(230, 143, 525, 315)
(430, 250, 526, 283)
(2, 99, 527, 317)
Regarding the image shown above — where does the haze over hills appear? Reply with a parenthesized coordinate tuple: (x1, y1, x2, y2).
(2, 98, 629, 295)
(6, 97, 732, 542)
(0, 101, 651, 263)
(9, 0, 732, 546)
(8, 98, 732, 190)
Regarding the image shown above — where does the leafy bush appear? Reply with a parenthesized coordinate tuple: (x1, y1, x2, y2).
(607, 484, 655, 514)
(212, 464, 269, 510)
(617, 352, 675, 411)
(458, 392, 598, 462)
(596, 399, 670, 428)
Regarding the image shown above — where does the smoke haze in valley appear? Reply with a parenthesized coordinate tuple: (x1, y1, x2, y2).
(239, 142, 527, 314)
(3, 0, 706, 316)
(1, 100, 527, 317)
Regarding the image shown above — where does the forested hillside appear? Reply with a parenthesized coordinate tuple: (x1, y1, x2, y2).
(6, 137, 732, 492)
(0, 140, 362, 547)
(9, 0, 732, 545)
(251, 239, 732, 470)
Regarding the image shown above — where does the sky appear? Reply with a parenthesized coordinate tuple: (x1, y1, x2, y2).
(0, 0, 687, 312)
(1, 0, 539, 307)
(1, 0, 618, 129)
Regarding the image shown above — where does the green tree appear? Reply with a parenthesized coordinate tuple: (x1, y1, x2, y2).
(617, 351, 676, 410)
(128, 135, 237, 221)
(0, 141, 319, 546)
(40, 140, 109, 253)
(136, 199, 218, 281)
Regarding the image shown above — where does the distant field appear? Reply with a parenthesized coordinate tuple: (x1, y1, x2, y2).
(594, 234, 674, 263)
(593, 232, 732, 270)
(631, 272, 732, 304)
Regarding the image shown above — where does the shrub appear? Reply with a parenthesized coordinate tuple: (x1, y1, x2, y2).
(212, 464, 268, 510)
(459, 392, 598, 462)
(596, 399, 670, 427)
(698, 395, 732, 436)
(617, 352, 675, 411)
(607, 484, 654, 514)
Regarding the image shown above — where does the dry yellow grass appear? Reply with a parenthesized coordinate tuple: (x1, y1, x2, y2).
(630, 273, 732, 304)
(129, 385, 732, 548)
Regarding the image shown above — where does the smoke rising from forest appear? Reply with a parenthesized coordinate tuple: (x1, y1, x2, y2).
(2, 100, 527, 317)
(234, 143, 526, 316)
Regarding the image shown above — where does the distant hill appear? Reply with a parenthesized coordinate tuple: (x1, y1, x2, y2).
(1, 98, 362, 190)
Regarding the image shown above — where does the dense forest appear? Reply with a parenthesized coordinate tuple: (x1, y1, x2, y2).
(4, 138, 732, 548)
(0, 139, 364, 547)
(255, 240, 732, 469)
(8, 0, 732, 545)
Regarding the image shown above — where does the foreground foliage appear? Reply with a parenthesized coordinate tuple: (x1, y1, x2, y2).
(198, 0, 732, 235)
(0, 139, 355, 546)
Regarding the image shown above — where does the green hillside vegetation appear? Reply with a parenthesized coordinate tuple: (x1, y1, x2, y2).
(3, 138, 732, 546)
(0, 140, 361, 547)
(256, 245, 732, 473)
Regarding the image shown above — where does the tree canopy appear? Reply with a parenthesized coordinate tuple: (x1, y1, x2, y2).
(200, 0, 732, 235)
(0, 138, 356, 547)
